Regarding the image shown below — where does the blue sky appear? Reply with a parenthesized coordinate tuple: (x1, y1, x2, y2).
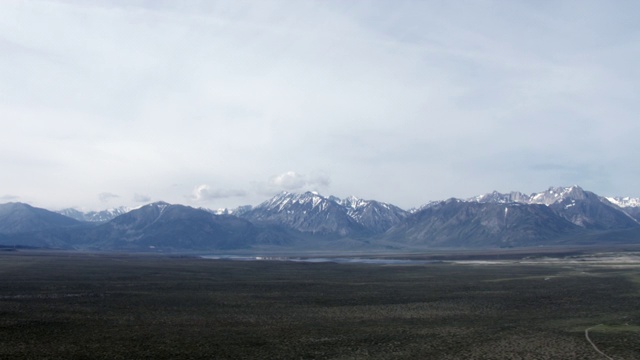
(1, 0, 639, 210)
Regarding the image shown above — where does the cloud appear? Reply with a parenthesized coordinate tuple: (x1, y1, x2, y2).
(265, 171, 331, 192)
(2, 1, 640, 210)
(98, 192, 119, 203)
(190, 185, 247, 202)
(133, 193, 151, 203)
(0, 194, 19, 202)
(269, 171, 307, 190)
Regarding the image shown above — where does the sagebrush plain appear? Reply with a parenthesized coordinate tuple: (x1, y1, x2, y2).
(0, 250, 638, 359)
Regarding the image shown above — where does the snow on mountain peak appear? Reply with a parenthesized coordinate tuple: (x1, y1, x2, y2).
(149, 201, 170, 212)
(468, 190, 532, 205)
(257, 191, 331, 212)
(606, 196, 640, 208)
(529, 185, 586, 205)
(261, 192, 292, 211)
(339, 195, 370, 210)
(466, 186, 593, 207)
(57, 206, 132, 223)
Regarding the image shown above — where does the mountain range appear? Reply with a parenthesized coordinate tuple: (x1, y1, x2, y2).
(57, 206, 131, 223)
(1, 186, 639, 252)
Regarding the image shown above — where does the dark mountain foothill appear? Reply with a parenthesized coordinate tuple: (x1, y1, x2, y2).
(0, 202, 83, 234)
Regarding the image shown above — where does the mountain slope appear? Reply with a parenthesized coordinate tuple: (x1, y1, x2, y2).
(469, 186, 639, 230)
(606, 196, 640, 222)
(57, 207, 131, 223)
(0, 203, 83, 234)
(384, 199, 582, 248)
(469, 191, 531, 204)
(74, 202, 294, 250)
(1, 186, 639, 252)
(338, 196, 409, 234)
(241, 192, 367, 237)
(0, 202, 294, 251)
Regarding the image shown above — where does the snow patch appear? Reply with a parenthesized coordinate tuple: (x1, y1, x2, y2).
(607, 196, 640, 208)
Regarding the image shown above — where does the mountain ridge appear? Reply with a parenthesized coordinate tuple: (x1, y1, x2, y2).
(1, 186, 639, 251)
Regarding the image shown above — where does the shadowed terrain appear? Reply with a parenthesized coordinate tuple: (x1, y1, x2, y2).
(0, 250, 638, 359)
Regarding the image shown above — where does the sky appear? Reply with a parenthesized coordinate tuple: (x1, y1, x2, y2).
(1, 0, 640, 211)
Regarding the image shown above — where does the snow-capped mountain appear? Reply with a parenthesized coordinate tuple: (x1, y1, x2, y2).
(543, 187, 638, 230)
(58, 206, 132, 223)
(469, 191, 531, 204)
(241, 191, 366, 236)
(203, 205, 253, 216)
(384, 199, 582, 248)
(2, 186, 640, 251)
(240, 192, 407, 236)
(606, 197, 640, 208)
(528, 185, 590, 205)
(606, 197, 640, 222)
(467, 186, 639, 230)
(409, 201, 442, 214)
(338, 195, 409, 234)
(468, 186, 591, 205)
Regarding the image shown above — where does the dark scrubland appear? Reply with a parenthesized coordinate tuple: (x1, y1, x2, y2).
(0, 251, 638, 359)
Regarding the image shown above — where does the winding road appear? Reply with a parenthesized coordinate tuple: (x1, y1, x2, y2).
(585, 324, 614, 360)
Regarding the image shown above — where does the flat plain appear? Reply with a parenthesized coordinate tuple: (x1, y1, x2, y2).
(0, 250, 638, 359)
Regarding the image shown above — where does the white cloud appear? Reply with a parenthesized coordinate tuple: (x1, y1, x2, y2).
(265, 171, 331, 193)
(1, 1, 640, 210)
(133, 193, 151, 203)
(190, 185, 247, 203)
(98, 192, 119, 203)
(0, 195, 20, 202)
(269, 171, 306, 190)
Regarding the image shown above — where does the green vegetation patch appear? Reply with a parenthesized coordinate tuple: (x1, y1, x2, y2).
(588, 324, 640, 333)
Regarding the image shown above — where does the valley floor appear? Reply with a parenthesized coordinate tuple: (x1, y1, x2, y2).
(0, 249, 639, 359)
